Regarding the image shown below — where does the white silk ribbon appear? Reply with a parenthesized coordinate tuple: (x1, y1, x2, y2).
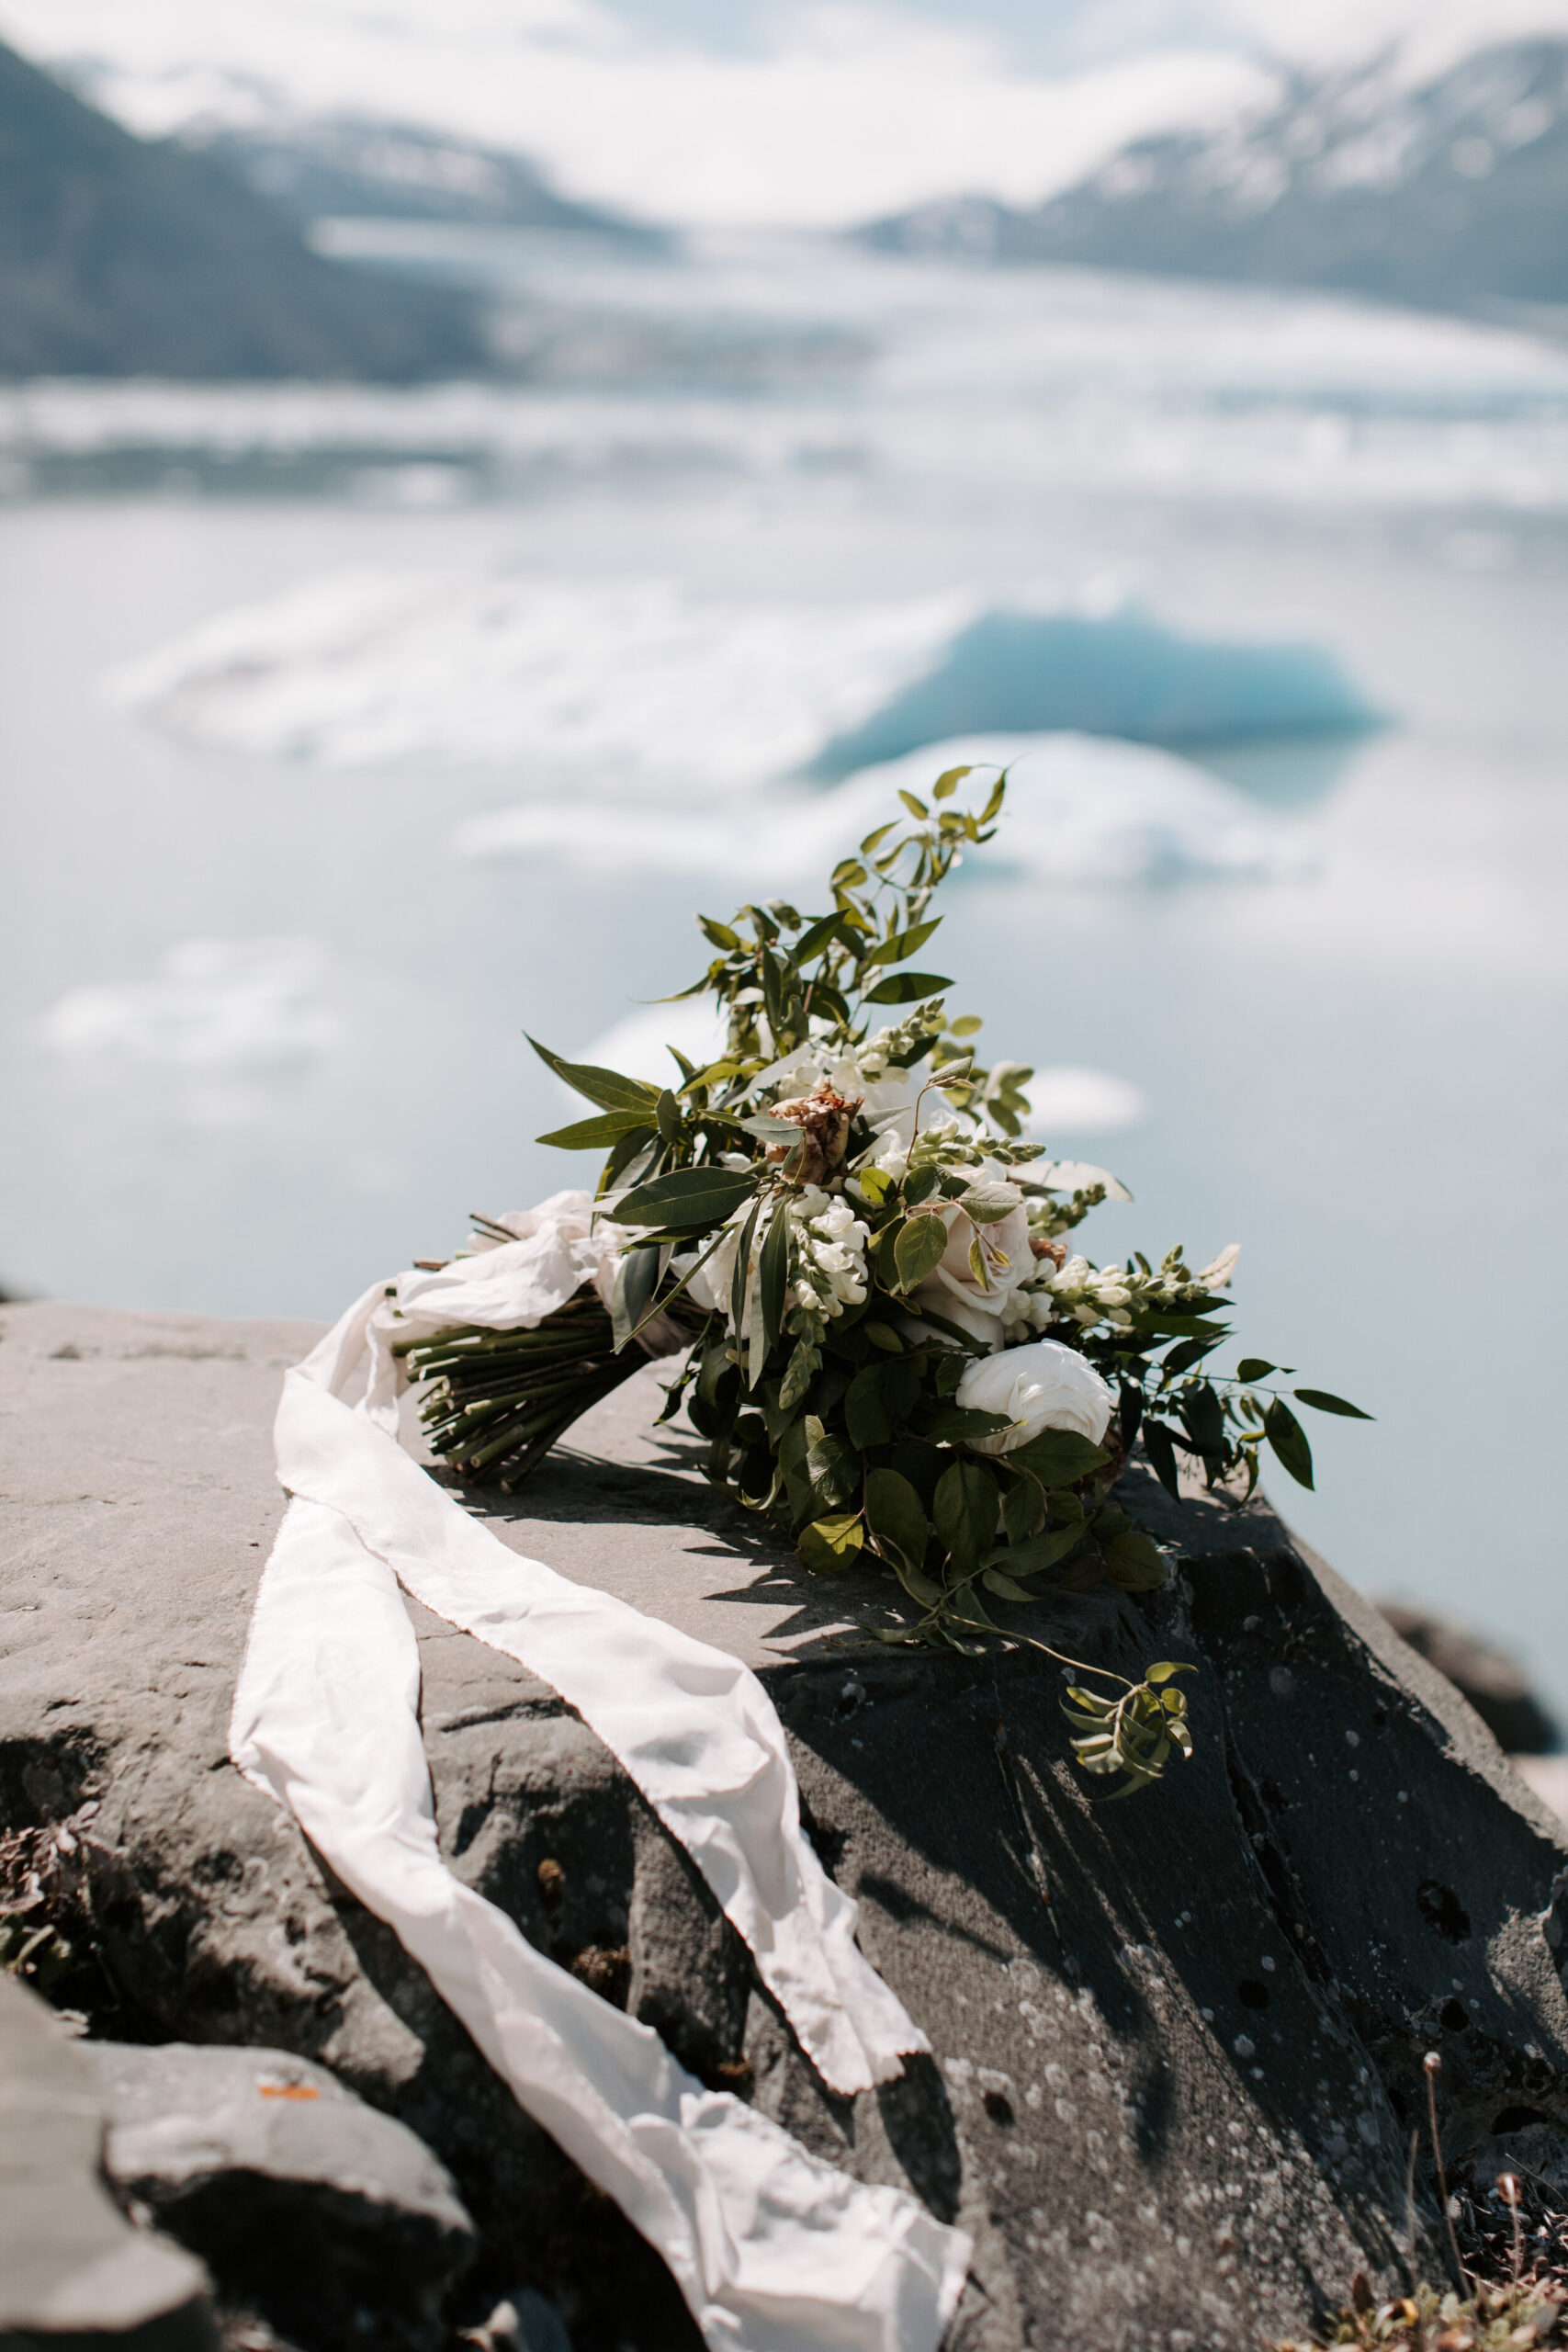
(231, 1197, 971, 2352)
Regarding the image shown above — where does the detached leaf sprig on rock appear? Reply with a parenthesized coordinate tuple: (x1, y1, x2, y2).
(405, 767, 1370, 1798)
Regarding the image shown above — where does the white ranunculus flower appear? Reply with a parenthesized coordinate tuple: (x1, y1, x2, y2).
(955, 1339, 1115, 1454)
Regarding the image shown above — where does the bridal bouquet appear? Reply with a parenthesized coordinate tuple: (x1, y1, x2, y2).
(400, 769, 1367, 1795)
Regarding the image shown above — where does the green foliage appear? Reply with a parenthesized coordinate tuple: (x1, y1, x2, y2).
(407, 764, 1370, 1803)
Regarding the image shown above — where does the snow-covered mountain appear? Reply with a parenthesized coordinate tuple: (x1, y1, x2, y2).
(185, 116, 664, 244)
(862, 37, 1568, 319)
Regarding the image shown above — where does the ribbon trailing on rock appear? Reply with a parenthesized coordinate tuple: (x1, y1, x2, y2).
(230, 1196, 971, 2352)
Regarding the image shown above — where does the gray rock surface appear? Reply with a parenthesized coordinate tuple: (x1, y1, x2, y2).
(87, 2040, 474, 2349)
(6, 1299, 1568, 2349)
(0, 1972, 213, 2352)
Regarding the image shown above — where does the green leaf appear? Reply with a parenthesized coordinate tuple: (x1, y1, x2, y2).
(1001, 1476, 1043, 1546)
(1141, 1419, 1181, 1502)
(1235, 1357, 1276, 1382)
(805, 1430, 858, 1510)
(1163, 1334, 1224, 1376)
(795, 910, 847, 961)
(611, 1242, 659, 1354)
(933, 1459, 998, 1578)
(843, 1360, 920, 1451)
(655, 1089, 684, 1145)
(1099, 1524, 1169, 1592)
(730, 1192, 762, 1359)
(526, 1035, 660, 1116)
(759, 1203, 791, 1357)
(1293, 1387, 1374, 1419)
(911, 1400, 1012, 1445)
(893, 1213, 950, 1292)
(982, 1568, 1037, 1603)
(1146, 1662, 1195, 1684)
(698, 915, 741, 951)
(618, 1166, 761, 1230)
(1005, 1428, 1110, 1488)
(797, 1514, 864, 1574)
(949, 1013, 983, 1038)
(853, 1165, 892, 1207)
(932, 765, 972, 799)
(863, 1467, 930, 1578)
(536, 1111, 654, 1150)
(857, 823, 896, 855)
(1264, 1398, 1315, 1490)
(863, 1319, 903, 1351)
(897, 789, 929, 819)
(996, 1519, 1092, 1577)
(863, 917, 943, 970)
(863, 970, 955, 1006)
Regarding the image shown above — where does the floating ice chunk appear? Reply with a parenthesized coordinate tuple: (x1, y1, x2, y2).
(808, 603, 1378, 774)
(39, 939, 337, 1072)
(457, 732, 1314, 889)
(107, 566, 1374, 788)
(107, 567, 965, 787)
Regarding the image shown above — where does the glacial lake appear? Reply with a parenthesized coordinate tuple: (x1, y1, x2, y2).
(4, 233, 1566, 1710)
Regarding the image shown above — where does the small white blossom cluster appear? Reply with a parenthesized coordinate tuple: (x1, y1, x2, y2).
(683, 1190, 869, 1344)
(854, 1001, 945, 1083)
(1010, 1242, 1242, 1341)
(1026, 1181, 1111, 1241)
(785, 1188, 870, 1340)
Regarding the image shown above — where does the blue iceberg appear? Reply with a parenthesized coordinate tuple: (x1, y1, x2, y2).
(807, 604, 1382, 779)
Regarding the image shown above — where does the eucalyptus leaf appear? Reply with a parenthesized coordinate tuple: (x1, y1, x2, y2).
(863, 970, 955, 1006)
(730, 1193, 762, 1359)
(526, 1035, 660, 1116)
(1293, 1387, 1373, 1419)
(611, 1243, 659, 1355)
(759, 1202, 791, 1356)
(1141, 1419, 1182, 1503)
(1264, 1398, 1315, 1489)
(618, 1166, 761, 1230)
(863, 917, 943, 970)
(536, 1111, 653, 1150)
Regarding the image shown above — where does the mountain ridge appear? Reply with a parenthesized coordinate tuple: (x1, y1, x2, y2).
(859, 37, 1568, 322)
(0, 38, 487, 379)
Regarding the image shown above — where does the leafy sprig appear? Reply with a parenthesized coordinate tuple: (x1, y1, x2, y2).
(405, 767, 1369, 1801)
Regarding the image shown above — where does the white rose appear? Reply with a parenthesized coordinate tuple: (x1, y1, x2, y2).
(908, 1168, 1032, 1344)
(955, 1339, 1114, 1454)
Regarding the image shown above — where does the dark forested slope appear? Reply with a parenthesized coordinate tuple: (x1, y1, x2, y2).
(0, 39, 485, 378)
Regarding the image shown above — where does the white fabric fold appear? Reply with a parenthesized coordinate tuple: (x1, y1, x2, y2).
(230, 1201, 972, 2351)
